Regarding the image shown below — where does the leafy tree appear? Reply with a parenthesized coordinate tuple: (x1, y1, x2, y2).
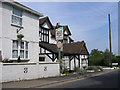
(103, 48, 110, 66)
(89, 48, 119, 66)
(89, 49, 104, 66)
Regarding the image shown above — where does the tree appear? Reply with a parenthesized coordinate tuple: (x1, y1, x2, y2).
(89, 49, 104, 66)
(103, 48, 118, 66)
(89, 48, 119, 66)
(103, 48, 110, 66)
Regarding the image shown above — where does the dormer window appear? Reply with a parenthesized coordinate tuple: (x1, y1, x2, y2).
(12, 7, 22, 26)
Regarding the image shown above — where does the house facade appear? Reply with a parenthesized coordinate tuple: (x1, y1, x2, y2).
(0, 0, 43, 63)
(0, 0, 60, 83)
(39, 17, 89, 70)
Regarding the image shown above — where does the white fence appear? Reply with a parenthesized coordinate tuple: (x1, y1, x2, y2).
(0, 62, 60, 83)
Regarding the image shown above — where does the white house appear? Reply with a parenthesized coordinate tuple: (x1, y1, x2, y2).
(0, 0, 60, 83)
(39, 17, 89, 70)
(0, 0, 43, 63)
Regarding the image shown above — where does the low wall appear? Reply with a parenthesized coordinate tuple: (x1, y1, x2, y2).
(0, 62, 60, 83)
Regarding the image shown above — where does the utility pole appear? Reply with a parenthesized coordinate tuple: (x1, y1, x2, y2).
(108, 14, 112, 67)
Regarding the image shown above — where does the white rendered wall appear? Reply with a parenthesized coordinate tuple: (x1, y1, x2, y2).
(2, 3, 39, 62)
(1, 62, 60, 83)
(0, 1, 2, 52)
(0, 63, 2, 83)
(64, 55, 88, 70)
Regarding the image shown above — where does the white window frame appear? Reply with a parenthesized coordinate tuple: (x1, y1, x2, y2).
(11, 7, 22, 27)
(12, 40, 29, 59)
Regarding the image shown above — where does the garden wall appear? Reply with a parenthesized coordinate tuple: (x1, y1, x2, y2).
(0, 62, 60, 83)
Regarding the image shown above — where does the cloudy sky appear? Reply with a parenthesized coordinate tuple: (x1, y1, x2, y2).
(17, 1, 118, 55)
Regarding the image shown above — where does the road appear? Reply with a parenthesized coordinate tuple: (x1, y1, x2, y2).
(38, 70, 119, 88)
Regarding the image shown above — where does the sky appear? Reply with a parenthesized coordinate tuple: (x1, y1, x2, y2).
(17, 1, 118, 55)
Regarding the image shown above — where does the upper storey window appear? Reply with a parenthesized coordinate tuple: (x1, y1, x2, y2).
(12, 7, 22, 26)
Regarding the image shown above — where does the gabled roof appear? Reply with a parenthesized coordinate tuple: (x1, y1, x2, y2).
(3, 0, 43, 17)
(39, 41, 89, 55)
(39, 16, 53, 29)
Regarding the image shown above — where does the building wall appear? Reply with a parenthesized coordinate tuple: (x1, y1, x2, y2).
(63, 55, 88, 70)
(1, 62, 60, 83)
(1, 3, 39, 62)
(0, 1, 2, 52)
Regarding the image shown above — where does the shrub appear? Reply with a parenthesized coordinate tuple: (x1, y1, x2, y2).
(74, 67, 80, 72)
(74, 67, 87, 75)
(17, 34, 24, 41)
(2, 58, 13, 63)
(78, 69, 87, 75)
(61, 67, 69, 75)
(2, 58, 9, 63)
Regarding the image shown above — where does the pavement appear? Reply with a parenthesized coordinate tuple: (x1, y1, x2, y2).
(2, 69, 118, 88)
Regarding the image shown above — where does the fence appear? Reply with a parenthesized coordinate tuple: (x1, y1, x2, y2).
(0, 62, 60, 83)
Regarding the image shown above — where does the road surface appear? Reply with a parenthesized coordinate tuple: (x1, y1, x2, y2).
(38, 70, 119, 88)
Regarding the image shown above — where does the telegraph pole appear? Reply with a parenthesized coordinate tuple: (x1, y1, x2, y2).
(108, 14, 112, 67)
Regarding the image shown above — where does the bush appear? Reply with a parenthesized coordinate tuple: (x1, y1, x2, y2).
(74, 67, 80, 72)
(78, 69, 87, 75)
(74, 67, 87, 75)
(61, 67, 69, 75)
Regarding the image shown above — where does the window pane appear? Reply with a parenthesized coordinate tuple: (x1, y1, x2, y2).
(13, 40, 18, 49)
(25, 51, 28, 58)
(13, 8, 22, 17)
(20, 50, 24, 58)
(20, 42, 24, 49)
(12, 50, 18, 58)
(25, 42, 28, 50)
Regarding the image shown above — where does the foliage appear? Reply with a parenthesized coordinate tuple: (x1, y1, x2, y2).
(2, 58, 9, 63)
(17, 56, 21, 63)
(2, 58, 13, 63)
(89, 49, 104, 66)
(74, 67, 87, 75)
(78, 69, 87, 75)
(74, 67, 80, 72)
(89, 48, 119, 66)
(61, 66, 69, 75)
(17, 34, 24, 39)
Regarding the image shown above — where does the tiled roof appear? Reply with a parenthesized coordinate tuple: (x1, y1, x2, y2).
(39, 41, 89, 55)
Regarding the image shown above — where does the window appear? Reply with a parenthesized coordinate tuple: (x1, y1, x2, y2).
(12, 40, 28, 59)
(12, 7, 22, 26)
(39, 28, 49, 43)
(82, 59, 86, 64)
